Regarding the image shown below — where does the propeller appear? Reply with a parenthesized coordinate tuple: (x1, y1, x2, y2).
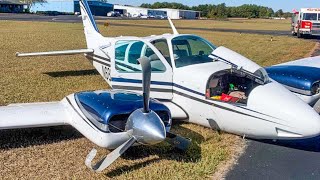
(86, 56, 191, 172)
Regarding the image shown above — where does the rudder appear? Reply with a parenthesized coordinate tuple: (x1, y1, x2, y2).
(79, 0, 102, 48)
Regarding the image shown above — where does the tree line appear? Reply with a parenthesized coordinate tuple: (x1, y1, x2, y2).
(140, 2, 292, 19)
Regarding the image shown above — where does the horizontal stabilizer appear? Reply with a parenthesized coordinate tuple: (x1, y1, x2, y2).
(16, 49, 94, 57)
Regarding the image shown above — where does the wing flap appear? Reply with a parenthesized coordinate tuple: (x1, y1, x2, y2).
(0, 102, 69, 129)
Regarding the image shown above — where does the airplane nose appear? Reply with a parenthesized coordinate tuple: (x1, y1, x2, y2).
(248, 81, 320, 138)
(300, 111, 320, 138)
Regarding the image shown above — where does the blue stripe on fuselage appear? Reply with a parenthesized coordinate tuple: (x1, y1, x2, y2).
(111, 77, 205, 96)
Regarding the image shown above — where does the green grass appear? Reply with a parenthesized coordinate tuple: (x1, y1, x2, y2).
(99, 18, 291, 31)
(0, 20, 315, 179)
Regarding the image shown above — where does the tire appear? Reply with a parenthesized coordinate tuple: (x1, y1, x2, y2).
(297, 29, 303, 38)
(313, 99, 320, 114)
(291, 28, 297, 36)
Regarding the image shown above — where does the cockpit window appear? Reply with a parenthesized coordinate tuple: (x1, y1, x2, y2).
(171, 35, 216, 68)
(115, 40, 166, 73)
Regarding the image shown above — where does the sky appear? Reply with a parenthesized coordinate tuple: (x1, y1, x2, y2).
(107, 0, 320, 12)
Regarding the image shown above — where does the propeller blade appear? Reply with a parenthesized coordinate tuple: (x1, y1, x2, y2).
(85, 137, 136, 172)
(166, 132, 191, 151)
(137, 56, 151, 113)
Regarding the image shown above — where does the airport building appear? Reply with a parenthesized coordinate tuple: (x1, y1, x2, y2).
(28, 0, 200, 19)
(114, 4, 149, 17)
(0, 0, 28, 13)
(114, 5, 200, 19)
(30, 0, 113, 16)
(156, 8, 201, 19)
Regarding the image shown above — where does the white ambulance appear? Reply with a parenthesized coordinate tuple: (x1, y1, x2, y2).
(292, 8, 320, 38)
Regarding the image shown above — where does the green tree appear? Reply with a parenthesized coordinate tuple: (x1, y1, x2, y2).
(140, 2, 275, 19)
(275, 9, 284, 17)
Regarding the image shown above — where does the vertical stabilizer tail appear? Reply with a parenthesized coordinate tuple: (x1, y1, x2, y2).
(79, 0, 102, 48)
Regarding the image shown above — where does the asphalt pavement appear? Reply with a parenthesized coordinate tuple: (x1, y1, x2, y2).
(226, 44, 320, 180)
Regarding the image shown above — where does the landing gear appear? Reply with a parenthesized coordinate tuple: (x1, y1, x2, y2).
(292, 31, 297, 36)
(297, 29, 304, 38)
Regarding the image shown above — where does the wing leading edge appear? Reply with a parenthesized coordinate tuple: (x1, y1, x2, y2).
(0, 102, 69, 130)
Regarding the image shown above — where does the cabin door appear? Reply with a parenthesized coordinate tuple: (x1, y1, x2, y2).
(110, 39, 173, 100)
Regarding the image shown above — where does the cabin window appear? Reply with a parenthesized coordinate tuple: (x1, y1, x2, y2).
(171, 35, 216, 68)
(128, 41, 144, 64)
(115, 40, 166, 73)
(206, 70, 259, 105)
(115, 43, 128, 61)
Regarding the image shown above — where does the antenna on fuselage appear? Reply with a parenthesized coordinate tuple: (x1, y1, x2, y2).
(168, 17, 179, 35)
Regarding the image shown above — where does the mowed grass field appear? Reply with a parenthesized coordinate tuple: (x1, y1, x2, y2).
(99, 18, 291, 31)
(0, 19, 315, 179)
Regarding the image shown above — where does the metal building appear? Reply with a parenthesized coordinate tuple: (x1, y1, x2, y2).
(30, 0, 113, 16)
(156, 8, 201, 19)
(113, 4, 148, 17)
(0, 0, 27, 13)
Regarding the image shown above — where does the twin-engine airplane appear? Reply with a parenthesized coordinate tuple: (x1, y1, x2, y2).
(6, 0, 320, 169)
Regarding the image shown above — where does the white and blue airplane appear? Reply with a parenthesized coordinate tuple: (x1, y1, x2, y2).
(3, 0, 320, 171)
(14, 0, 320, 142)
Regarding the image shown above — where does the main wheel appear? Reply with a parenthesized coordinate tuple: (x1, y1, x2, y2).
(297, 29, 303, 38)
(292, 31, 297, 36)
(313, 99, 320, 114)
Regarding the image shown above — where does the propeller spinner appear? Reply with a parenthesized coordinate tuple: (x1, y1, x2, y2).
(85, 56, 191, 172)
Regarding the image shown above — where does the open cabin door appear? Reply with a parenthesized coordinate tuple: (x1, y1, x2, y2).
(110, 39, 173, 100)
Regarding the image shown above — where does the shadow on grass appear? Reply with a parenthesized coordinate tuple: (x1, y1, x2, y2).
(105, 122, 204, 178)
(106, 158, 161, 177)
(0, 126, 82, 150)
(44, 69, 99, 77)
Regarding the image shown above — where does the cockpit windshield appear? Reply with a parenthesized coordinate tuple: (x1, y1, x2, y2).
(303, 13, 318, 20)
(171, 35, 216, 68)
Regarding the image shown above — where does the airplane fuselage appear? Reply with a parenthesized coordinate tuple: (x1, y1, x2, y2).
(85, 34, 320, 140)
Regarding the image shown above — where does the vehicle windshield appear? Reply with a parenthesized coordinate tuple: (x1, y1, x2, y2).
(303, 13, 318, 20)
(171, 35, 216, 68)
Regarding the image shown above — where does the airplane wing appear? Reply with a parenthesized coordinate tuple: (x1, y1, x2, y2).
(273, 56, 320, 68)
(0, 102, 68, 130)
